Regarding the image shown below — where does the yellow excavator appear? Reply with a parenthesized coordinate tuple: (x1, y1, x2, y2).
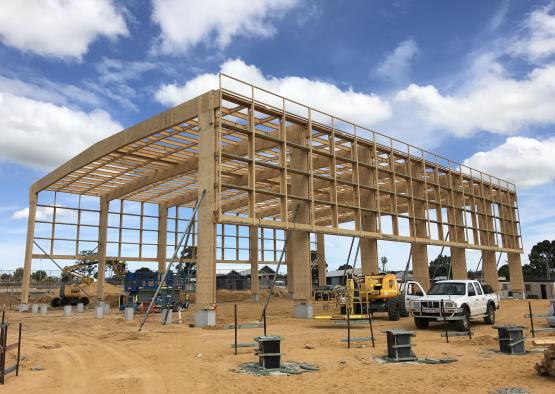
(50, 260, 126, 307)
(315, 273, 405, 321)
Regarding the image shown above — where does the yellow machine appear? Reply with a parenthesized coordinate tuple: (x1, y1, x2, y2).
(315, 273, 405, 321)
(50, 260, 126, 307)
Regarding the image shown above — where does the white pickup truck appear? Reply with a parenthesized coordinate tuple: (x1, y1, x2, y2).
(409, 280, 499, 331)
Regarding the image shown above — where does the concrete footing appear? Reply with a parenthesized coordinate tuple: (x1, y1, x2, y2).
(251, 294, 260, 302)
(103, 303, 110, 314)
(287, 292, 294, 300)
(76, 303, 84, 313)
(64, 305, 72, 316)
(95, 306, 103, 319)
(124, 307, 134, 321)
(293, 303, 313, 319)
(31, 304, 39, 313)
(39, 304, 47, 315)
(512, 291, 526, 300)
(161, 309, 172, 325)
(194, 309, 216, 327)
(18, 304, 28, 312)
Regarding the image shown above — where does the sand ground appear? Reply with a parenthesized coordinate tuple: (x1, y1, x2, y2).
(0, 295, 553, 393)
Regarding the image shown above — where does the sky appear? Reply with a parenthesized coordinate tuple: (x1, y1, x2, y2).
(0, 0, 554, 273)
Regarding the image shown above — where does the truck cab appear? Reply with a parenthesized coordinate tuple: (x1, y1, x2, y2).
(409, 280, 499, 331)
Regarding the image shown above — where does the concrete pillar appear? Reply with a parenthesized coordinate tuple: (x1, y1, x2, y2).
(124, 307, 134, 321)
(410, 161, 430, 288)
(289, 125, 312, 318)
(103, 303, 110, 315)
(31, 304, 39, 313)
(76, 302, 84, 313)
(96, 198, 108, 304)
(21, 190, 38, 308)
(95, 305, 103, 319)
(39, 304, 47, 315)
(316, 233, 326, 286)
(358, 145, 378, 275)
(157, 203, 168, 273)
(194, 103, 217, 327)
(64, 305, 72, 316)
(249, 226, 259, 301)
(161, 309, 172, 325)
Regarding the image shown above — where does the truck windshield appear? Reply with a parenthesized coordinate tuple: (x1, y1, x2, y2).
(428, 282, 466, 296)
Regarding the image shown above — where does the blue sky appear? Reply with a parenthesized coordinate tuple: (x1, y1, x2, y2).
(0, 0, 554, 273)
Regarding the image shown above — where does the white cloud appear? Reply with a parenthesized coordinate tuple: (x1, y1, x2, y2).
(376, 39, 419, 82)
(152, 0, 300, 54)
(510, 5, 555, 62)
(464, 136, 555, 188)
(95, 58, 159, 85)
(0, 92, 122, 170)
(155, 59, 392, 126)
(0, 0, 128, 59)
(12, 206, 54, 221)
(395, 64, 555, 136)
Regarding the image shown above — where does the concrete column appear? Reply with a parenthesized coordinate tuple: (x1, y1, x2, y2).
(76, 302, 84, 313)
(21, 190, 38, 307)
(316, 233, 326, 286)
(124, 307, 134, 321)
(478, 199, 500, 291)
(249, 226, 259, 301)
(290, 125, 312, 318)
(410, 161, 430, 288)
(64, 305, 72, 316)
(157, 203, 168, 273)
(358, 145, 378, 275)
(194, 104, 217, 327)
(96, 197, 108, 304)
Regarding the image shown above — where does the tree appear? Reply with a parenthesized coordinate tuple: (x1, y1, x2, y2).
(429, 255, 450, 278)
(31, 270, 47, 281)
(380, 256, 388, 272)
(527, 240, 555, 278)
(498, 264, 510, 280)
(13, 267, 24, 281)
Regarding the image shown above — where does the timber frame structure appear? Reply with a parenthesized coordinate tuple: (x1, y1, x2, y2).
(21, 75, 525, 323)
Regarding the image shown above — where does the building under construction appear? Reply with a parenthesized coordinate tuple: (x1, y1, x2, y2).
(20, 75, 525, 326)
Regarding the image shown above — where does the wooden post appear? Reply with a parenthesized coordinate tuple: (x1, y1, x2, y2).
(478, 199, 500, 290)
(234, 304, 238, 355)
(249, 227, 259, 300)
(21, 190, 38, 306)
(157, 204, 168, 273)
(358, 145, 378, 275)
(448, 174, 467, 279)
(96, 197, 108, 303)
(411, 161, 430, 288)
(316, 233, 326, 286)
(195, 98, 217, 326)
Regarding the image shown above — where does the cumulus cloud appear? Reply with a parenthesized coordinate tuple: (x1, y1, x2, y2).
(152, 0, 300, 54)
(375, 39, 419, 82)
(155, 59, 392, 126)
(464, 136, 555, 188)
(510, 4, 555, 62)
(396, 65, 555, 136)
(0, 0, 128, 59)
(0, 93, 122, 170)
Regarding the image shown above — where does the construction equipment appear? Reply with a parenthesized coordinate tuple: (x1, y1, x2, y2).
(316, 273, 407, 321)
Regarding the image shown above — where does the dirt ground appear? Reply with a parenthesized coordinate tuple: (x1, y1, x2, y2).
(0, 295, 553, 393)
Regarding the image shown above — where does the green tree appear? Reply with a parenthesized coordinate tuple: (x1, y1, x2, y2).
(13, 267, 24, 281)
(31, 270, 47, 281)
(429, 255, 451, 279)
(527, 240, 555, 278)
(498, 264, 510, 280)
(380, 256, 388, 272)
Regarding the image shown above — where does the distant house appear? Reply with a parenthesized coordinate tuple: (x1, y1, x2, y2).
(240, 265, 277, 288)
(326, 268, 362, 286)
(499, 279, 555, 299)
(216, 270, 249, 290)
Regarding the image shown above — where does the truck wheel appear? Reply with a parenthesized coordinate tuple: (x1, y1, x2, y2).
(484, 303, 495, 325)
(80, 297, 89, 306)
(51, 297, 61, 308)
(455, 306, 470, 332)
(414, 317, 429, 329)
(399, 298, 409, 318)
(387, 299, 401, 321)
